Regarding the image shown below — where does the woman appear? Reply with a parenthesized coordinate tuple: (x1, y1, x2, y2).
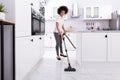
(54, 6, 68, 60)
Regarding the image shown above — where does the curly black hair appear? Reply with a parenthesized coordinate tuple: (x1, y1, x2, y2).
(57, 6, 68, 15)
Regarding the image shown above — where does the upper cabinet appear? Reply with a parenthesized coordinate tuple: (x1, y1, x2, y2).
(72, 3, 79, 18)
(45, 7, 68, 20)
(84, 5, 112, 20)
(15, 0, 32, 37)
(31, 0, 40, 12)
(40, 0, 48, 6)
(15, 0, 41, 37)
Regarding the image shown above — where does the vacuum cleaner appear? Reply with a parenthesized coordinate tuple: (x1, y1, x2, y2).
(63, 33, 76, 72)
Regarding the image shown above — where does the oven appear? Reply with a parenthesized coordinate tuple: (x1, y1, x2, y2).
(31, 8, 45, 35)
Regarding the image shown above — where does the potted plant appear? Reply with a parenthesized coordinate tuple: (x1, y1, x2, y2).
(0, 3, 6, 19)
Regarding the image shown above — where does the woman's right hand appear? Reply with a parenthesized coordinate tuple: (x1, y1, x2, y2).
(61, 35, 65, 40)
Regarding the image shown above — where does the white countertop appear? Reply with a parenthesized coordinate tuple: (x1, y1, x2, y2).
(45, 30, 120, 34)
(73, 30, 120, 33)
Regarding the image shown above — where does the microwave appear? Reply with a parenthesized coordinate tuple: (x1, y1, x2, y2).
(31, 8, 45, 35)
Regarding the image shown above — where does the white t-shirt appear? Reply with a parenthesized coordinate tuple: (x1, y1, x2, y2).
(54, 16, 64, 33)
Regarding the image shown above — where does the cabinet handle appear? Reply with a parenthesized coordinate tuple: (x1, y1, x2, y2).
(105, 35, 107, 38)
(39, 37, 42, 40)
(31, 39, 33, 42)
(31, 3, 33, 6)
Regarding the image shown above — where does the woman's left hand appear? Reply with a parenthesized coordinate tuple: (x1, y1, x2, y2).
(62, 35, 65, 40)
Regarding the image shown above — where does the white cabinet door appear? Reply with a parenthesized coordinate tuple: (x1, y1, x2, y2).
(76, 33, 82, 66)
(31, 36, 42, 64)
(100, 5, 112, 19)
(108, 33, 120, 62)
(33, 36, 45, 59)
(84, 6, 94, 19)
(65, 33, 76, 51)
(51, 34, 56, 48)
(45, 7, 68, 20)
(16, 37, 34, 80)
(40, 36, 45, 57)
(45, 7, 53, 20)
(45, 33, 52, 48)
(82, 33, 107, 62)
(15, 0, 31, 37)
(84, 5, 112, 20)
(84, 6, 100, 20)
(31, 0, 40, 12)
(16, 36, 45, 80)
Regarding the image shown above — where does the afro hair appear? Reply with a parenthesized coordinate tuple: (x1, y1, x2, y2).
(57, 6, 68, 15)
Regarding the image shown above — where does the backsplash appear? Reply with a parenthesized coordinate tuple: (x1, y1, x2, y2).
(45, 19, 109, 33)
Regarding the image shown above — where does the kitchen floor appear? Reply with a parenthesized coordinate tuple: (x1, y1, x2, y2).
(24, 49, 120, 80)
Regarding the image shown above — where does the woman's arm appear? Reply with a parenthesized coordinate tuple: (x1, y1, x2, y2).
(62, 25, 67, 34)
(56, 22, 61, 35)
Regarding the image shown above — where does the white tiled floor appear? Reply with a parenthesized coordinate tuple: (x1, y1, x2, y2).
(25, 49, 120, 80)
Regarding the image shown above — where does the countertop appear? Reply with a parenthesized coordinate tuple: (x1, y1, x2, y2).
(0, 19, 15, 24)
(76, 30, 120, 33)
(46, 30, 120, 34)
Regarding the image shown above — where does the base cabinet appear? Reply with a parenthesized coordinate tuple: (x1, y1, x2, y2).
(76, 32, 120, 63)
(76, 33, 82, 66)
(16, 36, 44, 80)
(82, 33, 107, 62)
(45, 33, 76, 50)
(45, 33, 55, 48)
(64, 33, 76, 51)
(108, 33, 120, 62)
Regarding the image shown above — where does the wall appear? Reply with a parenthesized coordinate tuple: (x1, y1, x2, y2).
(45, 0, 120, 33)
(0, 0, 15, 21)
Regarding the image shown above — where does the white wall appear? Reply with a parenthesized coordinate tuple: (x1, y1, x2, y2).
(45, 0, 120, 33)
(0, 0, 15, 21)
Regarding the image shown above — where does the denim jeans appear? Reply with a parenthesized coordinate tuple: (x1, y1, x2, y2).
(54, 32, 63, 56)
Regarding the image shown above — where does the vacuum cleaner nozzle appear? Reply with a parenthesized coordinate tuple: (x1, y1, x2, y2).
(64, 66, 76, 72)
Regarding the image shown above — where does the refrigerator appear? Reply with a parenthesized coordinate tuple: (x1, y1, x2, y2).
(109, 11, 120, 30)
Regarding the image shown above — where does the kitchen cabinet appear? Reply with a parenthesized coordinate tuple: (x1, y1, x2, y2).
(108, 33, 120, 62)
(45, 33, 76, 50)
(31, 0, 40, 12)
(15, 0, 32, 37)
(6, 0, 41, 37)
(16, 36, 44, 80)
(100, 5, 112, 19)
(84, 5, 112, 20)
(45, 7, 53, 20)
(76, 33, 82, 66)
(64, 33, 76, 51)
(45, 7, 68, 20)
(16, 37, 33, 80)
(45, 33, 56, 48)
(40, 0, 48, 6)
(82, 33, 107, 62)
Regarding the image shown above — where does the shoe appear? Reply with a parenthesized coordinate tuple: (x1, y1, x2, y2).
(60, 54, 67, 57)
(56, 57, 61, 60)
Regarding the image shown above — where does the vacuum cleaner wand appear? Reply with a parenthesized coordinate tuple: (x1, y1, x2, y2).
(63, 38, 76, 72)
(63, 33, 76, 49)
(65, 35, 76, 49)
